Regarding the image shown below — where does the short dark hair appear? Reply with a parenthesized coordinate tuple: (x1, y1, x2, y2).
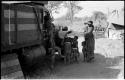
(74, 36, 78, 40)
(62, 27, 68, 31)
(88, 21, 93, 24)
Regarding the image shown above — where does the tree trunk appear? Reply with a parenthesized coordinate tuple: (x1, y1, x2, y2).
(69, 1, 73, 24)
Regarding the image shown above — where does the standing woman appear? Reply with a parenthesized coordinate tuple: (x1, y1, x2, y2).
(84, 21, 95, 62)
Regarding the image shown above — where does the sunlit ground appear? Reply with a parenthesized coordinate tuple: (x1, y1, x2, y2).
(26, 33, 124, 79)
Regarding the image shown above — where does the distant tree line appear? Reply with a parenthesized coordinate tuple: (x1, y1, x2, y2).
(45, 1, 83, 24)
(46, 1, 122, 31)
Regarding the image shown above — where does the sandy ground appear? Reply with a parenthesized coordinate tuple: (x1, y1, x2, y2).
(27, 37, 124, 79)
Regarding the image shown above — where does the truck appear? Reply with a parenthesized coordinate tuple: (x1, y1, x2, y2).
(1, 1, 52, 79)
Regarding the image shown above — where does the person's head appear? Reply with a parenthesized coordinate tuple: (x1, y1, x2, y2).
(87, 21, 93, 26)
(44, 12, 53, 23)
(74, 36, 78, 40)
(62, 26, 68, 31)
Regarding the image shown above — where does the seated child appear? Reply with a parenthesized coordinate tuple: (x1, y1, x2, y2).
(82, 41, 87, 62)
(72, 36, 80, 63)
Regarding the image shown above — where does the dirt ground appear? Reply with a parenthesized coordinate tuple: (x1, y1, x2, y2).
(27, 37, 124, 79)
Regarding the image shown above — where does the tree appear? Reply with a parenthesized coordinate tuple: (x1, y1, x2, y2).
(45, 1, 83, 24)
(45, 1, 63, 17)
(91, 11, 107, 28)
(63, 1, 83, 23)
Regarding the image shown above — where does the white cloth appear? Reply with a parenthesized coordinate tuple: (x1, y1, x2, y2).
(58, 31, 68, 39)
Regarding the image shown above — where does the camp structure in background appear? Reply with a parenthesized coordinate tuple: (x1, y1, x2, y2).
(105, 8, 124, 39)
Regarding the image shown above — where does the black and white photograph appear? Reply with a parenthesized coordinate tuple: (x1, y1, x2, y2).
(1, 1, 124, 79)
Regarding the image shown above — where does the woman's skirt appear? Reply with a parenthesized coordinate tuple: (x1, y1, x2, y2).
(85, 33, 95, 61)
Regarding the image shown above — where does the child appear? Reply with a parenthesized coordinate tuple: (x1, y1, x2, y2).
(82, 41, 87, 62)
(72, 36, 80, 63)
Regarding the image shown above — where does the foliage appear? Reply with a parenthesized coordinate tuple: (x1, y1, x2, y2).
(92, 11, 107, 21)
(47, 2, 108, 29)
(45, 1, 63, 16)
(63, 1, 83, 23)
(90, 11, 108, 28)
(45, 1, 83, 24)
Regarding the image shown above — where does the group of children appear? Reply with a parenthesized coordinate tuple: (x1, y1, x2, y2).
(63, 35, 80, 64)
(63, 35, 91, 63)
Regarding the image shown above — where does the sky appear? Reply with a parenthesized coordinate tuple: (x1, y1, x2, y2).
(2, 1, 124, 19)
(52, 1, 124, 19)
(2, 1, 31, 3)
(52, 3, 68, 19)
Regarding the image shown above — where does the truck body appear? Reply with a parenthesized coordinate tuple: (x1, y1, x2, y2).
(1, 1, 48, 53)
(1, 1, 49, 79)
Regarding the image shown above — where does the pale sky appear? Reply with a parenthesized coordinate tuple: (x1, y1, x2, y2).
(2, 1, 124, 19)
(2, 1, 31, 4)
(52, 1, 124, 19)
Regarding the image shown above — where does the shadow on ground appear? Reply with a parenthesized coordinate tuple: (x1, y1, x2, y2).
(26, 53, 123, 79)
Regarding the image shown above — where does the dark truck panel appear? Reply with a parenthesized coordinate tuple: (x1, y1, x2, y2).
(1, 3, 45, 52)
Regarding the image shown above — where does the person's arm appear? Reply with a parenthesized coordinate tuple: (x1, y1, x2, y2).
(84, 26, 88, 37)
(88, 25, 94, 33)
(67, 31, 72, 34)
(76, 41, 79, 49)
(64, 30, 72, 38)
(84, 26, 94, 37)
(61, 39, 64, 46)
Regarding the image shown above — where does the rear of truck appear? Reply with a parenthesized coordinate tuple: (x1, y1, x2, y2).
(1, 1, 49, 79)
